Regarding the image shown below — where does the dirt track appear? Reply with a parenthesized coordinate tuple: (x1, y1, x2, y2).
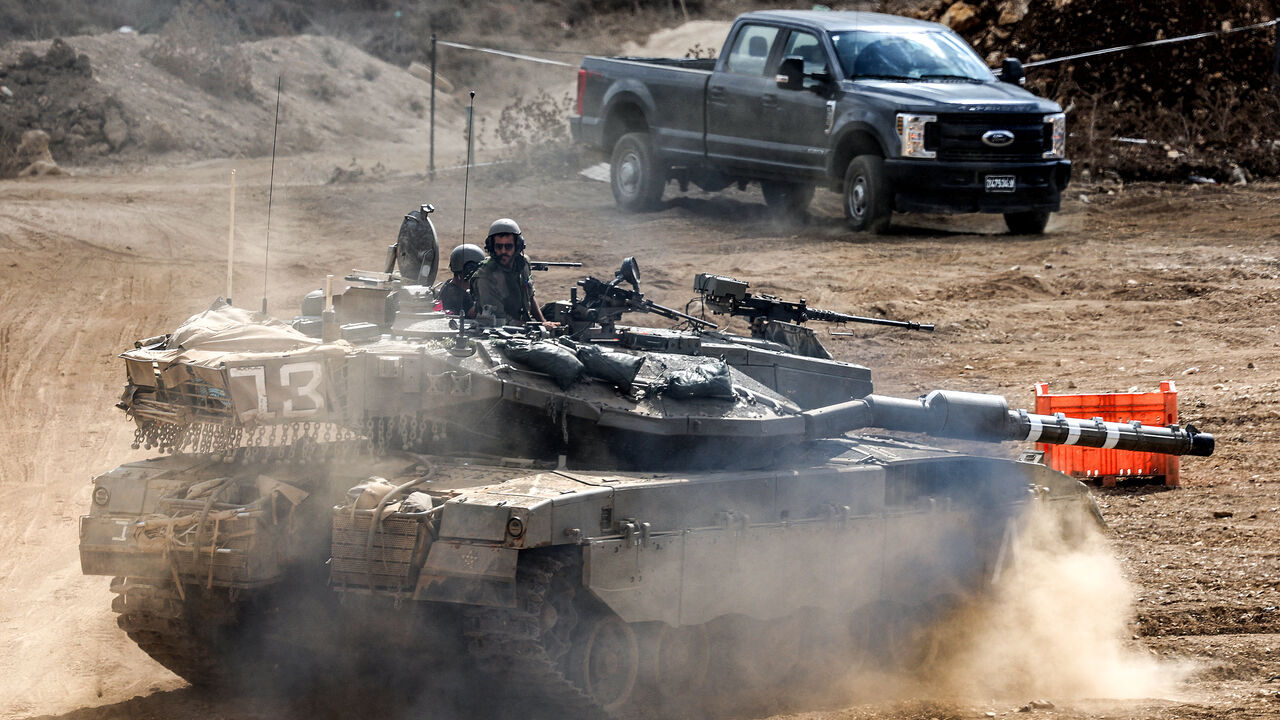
(2, 136, 1279, 719)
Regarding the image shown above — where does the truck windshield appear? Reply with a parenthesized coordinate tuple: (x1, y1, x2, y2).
(831, 30, 993, 82)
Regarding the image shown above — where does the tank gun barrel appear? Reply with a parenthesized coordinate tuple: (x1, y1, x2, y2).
(803, 390, 1214, 456)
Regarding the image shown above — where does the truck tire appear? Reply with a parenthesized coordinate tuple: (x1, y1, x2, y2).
(761, 181, 815, 219)
(843, 155, 891, 234)
(1003, 210, 1051, 235)
(611, 132, 666, 212)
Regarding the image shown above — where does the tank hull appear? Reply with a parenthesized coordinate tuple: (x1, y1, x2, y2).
(81, 438, 1095, 714)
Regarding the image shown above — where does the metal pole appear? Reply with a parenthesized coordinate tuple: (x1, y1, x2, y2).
(430, 33, 437, 180)
(227, 169, 235, 304)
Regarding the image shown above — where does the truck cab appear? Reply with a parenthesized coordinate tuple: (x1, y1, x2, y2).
(572, 10, 1072, 234)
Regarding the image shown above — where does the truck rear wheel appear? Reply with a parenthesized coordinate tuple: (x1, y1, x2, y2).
(761, 180, 815, 219)
(1003, 210, 1051, 235)
(843, 155, 891, 234)
(611, 132, 666, 212)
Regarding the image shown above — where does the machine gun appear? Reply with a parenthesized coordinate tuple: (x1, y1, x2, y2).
(693, 273, 934, 332)
(528, 260, 583, 272)
(550, 257, 715, 336)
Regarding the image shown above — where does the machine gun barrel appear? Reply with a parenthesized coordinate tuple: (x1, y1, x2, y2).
(641, 299, 717, 329)
(808, 308, 934, 332)
(529, 261, 583, 272)
(692, 273, 932, 332)
(802, 390, 1214, 457)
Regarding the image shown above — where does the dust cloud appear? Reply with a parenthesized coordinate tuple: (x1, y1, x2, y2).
(920, 506, 1193, 702)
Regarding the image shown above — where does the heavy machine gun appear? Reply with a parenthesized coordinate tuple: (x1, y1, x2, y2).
(548, 257, 715, 336)
(693, 273, 934, 332)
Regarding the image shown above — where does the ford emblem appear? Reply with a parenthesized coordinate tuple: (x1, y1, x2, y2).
(982, 129, 1016, 147)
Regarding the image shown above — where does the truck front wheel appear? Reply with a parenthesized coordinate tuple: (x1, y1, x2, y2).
(1003, 210, 1051, 235)
(843, 155, 891, 234)
(611, 132, 666, 212)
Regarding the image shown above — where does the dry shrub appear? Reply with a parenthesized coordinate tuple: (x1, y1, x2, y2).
(143, 0, 256, 102)
(488, 90, 583, 177)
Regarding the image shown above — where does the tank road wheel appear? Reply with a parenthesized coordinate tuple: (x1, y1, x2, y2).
(1003, 209, 1051, 235)
(567, 613, 641, 713)
(761, 180, 815, 219)
(610, 132, 666, 212)
(843, 154, 891, 234)
(638, 622, 711, 709)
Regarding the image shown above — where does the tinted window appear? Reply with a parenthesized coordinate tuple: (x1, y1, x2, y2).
(831, 29, 994, 81)
(724, 25, 780, 76)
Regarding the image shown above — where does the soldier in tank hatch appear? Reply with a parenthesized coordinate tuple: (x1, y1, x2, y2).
(438, 243, 483, 318)
(471, 218, 551, 325)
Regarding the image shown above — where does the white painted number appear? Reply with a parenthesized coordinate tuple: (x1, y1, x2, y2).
(280, 361, 324, 417)
(229, 361, 326, 419)
(230, 365, 269, 414)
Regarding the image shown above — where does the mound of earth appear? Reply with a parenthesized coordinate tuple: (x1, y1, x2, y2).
(0, 32, 467, 175)
(0, 38, 122, 175)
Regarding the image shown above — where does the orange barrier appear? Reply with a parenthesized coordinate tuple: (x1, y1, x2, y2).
(1033, 381, 1180, 486)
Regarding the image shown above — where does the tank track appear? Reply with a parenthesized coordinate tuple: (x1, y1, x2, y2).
(110, 576, 238, 687)
(462, 549, 618, 720)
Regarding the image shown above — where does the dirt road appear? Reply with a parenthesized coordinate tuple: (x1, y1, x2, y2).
(2, 145, 1279, 719)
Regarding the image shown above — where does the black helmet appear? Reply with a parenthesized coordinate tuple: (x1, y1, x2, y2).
(449, 243, 485, 276)
(484, 217, 525, 254)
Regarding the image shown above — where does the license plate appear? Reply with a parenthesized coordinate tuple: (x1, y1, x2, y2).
(985, 175, 1016, 193)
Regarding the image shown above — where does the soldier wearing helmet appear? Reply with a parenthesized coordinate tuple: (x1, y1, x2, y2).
(438, 243, 484, 317)
(471, 218, 550, 324)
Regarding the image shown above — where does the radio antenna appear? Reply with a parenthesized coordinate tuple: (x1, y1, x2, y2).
(262, 75, 282, 314)
(461, 90, 475, 245)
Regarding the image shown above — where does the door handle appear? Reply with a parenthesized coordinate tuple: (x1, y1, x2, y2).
(708, 86, 726, 104)
(761, 93, 778, 110)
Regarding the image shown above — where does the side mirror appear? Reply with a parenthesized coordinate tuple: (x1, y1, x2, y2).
(998, 57, 1025, 86)
(775, 56, 804, 91)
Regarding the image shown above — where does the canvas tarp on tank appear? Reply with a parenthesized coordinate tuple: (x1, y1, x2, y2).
(120, 302, 350, 425)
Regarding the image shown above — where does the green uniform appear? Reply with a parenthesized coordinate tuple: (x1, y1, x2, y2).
(472, 255, 535, 323)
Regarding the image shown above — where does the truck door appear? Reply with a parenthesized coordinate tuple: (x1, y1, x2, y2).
(771, 29, 836, 174)
(706, 23, 781, 167)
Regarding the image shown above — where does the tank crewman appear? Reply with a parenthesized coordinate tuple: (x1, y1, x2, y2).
(438, 243, 484, 317)
(471, 218, 550, 324)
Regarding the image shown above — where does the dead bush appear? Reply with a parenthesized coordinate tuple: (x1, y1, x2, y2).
(481, 91, 581, 178)
(142, 0, 256, 102)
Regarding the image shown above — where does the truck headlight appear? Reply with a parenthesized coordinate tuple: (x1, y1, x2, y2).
(897, 113, 936, 159)
(1043, 112, 1066, 159)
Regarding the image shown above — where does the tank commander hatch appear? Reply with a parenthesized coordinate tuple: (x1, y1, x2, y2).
(471, 218, 552, 325)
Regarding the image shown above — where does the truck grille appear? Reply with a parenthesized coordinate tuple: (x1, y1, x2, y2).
(931, 113, 1049, 161)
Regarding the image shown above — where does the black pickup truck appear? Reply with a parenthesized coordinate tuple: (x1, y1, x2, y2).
(571, 10, 1071, 234)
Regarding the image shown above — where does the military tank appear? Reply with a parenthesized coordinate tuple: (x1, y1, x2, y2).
(80, 225, 1213, 717)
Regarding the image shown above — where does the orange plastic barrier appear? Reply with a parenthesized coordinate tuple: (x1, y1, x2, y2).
(1033, 381, 1180, 486)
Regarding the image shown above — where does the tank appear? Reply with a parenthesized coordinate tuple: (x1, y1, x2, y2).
(80, 243, 1213, 716)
